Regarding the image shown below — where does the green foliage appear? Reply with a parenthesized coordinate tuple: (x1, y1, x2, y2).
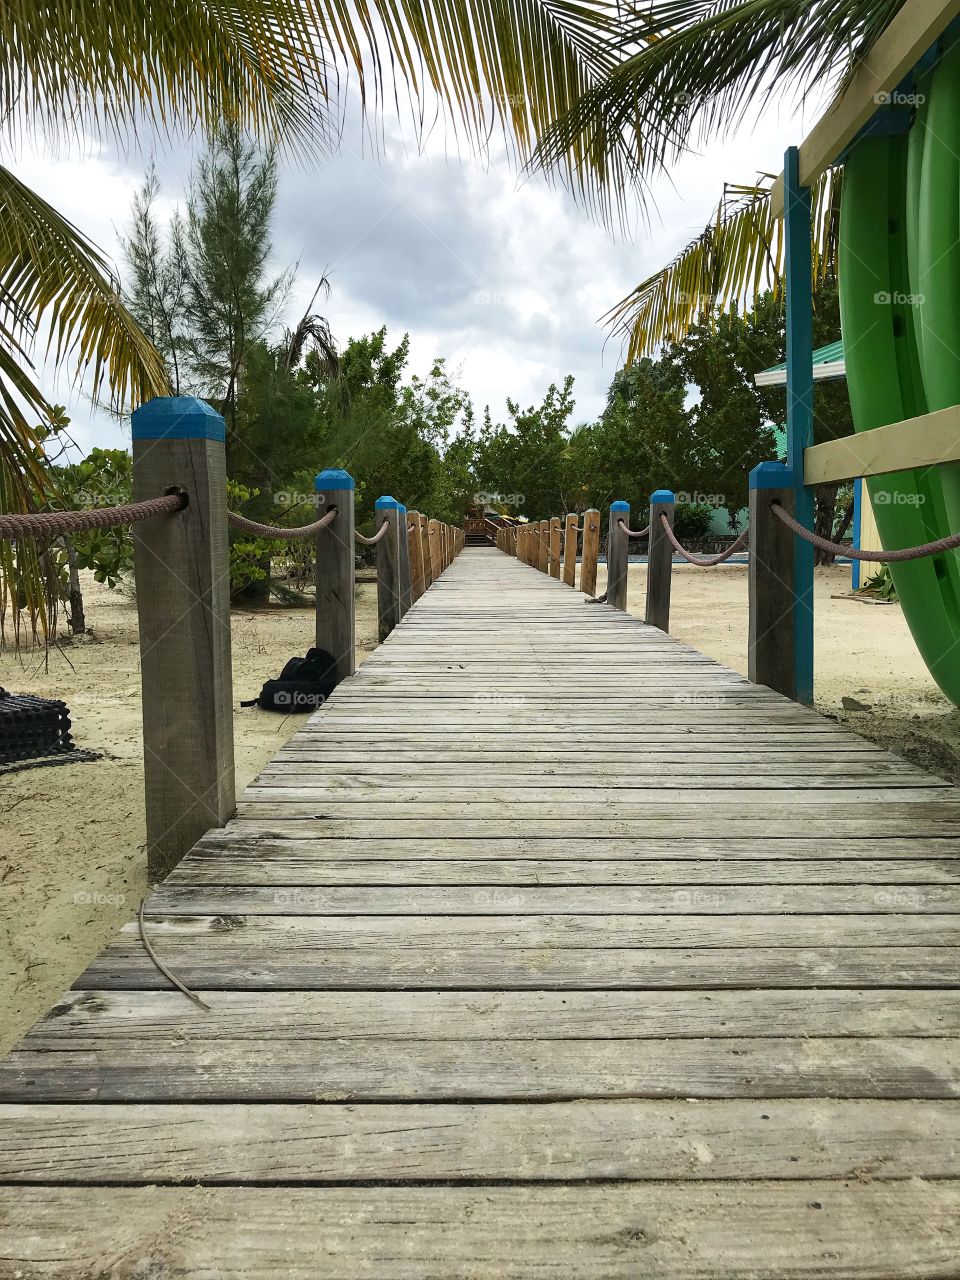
(55, 448, 135, 587)
(473, 377, 578, 520)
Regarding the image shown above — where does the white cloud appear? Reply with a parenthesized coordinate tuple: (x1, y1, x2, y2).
(9, 87, 825, 457)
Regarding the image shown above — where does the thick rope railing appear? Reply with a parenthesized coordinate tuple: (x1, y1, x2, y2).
(617, 519, 650, 539)
(0, 493, 187, 539)
(771, 501, 960, 561)
(660, 513, 750, 566)
(355, 520, 390, 546)
(227, 506, 337, 540)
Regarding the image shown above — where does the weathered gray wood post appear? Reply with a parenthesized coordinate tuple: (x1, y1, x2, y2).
(131, 395, 235, 882)
(397, 503, 412, 617)
(419, 515, 434, 592)
(645, 488, 675, 633)
(408, 511, 426, 601)
(563, 513, 578, 587)
(315, 468, 355, 683)
(549, 517, 562, 578)
(749, 461, 804, 698)
(376, 495, 403, 641)
(606, 500, 630, 611)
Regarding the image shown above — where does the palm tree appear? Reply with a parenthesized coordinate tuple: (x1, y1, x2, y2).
(529, 0, 900, 355)
(607, 169, 841, 359)
(1, 0, 619, 637)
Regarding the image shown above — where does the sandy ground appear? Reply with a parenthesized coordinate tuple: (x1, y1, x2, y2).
(598, 561, 960, 779)
(0, 575, 379, 1054)
(2, 559, 960, 1053)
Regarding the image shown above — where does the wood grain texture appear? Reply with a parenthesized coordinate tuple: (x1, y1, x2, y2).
(4, 547, 960, 1276)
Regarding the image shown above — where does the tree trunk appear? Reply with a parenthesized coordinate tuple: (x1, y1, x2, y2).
(65, 539, 86, 634)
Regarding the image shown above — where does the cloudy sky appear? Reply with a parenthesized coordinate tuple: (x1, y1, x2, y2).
(16, 86, 825, 459)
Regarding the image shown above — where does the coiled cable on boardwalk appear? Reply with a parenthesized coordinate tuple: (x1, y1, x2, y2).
(617, 518, 650, 539)
(771, 501, 960, 561)
(0, 493, 187, 539)
(355, 520, 390, 546)
(227, 506, 338, 540)
(660, 513, 750, 566)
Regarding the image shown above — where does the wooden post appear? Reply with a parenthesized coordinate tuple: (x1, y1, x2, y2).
(428, 518, 441, 580)
(408, 511, 426, 601)
(563, 513, 578, 587)
(645, 489, 675, 633)
(420, 515, 434, 592)
(131, 395, 234, 882)
(749, 462, 805, 699)
(315, 468, 355, 685)
(606, 500, 630, 611)
(538, 520, 550, 573)
(549, 517, 562, 578)
(375, 496, 403, 641)
(397, 503, 412, 617)
(580, 509, 601, 596)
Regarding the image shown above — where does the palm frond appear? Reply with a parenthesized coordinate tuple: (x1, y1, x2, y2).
(534, 0, 904, 205)
(607, 167, 840, 359)
(0, 167, 170, 643)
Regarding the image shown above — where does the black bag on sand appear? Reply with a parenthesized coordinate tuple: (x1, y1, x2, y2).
(241, 648, 338, 712)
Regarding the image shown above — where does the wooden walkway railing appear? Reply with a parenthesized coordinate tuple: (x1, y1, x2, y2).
(2, 546, 960, 1275)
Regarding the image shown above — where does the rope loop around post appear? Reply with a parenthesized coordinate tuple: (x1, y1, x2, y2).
(660, 513, 750, 566)
(227, 506, 337, 540)
(616, 518, 649, 539)
(0, 492, 187, 540)
(355, 520, 391, 546)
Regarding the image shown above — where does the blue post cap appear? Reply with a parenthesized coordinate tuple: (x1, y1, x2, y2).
(131, 396, 225, 442)
(610, 500, 630, 512)
(650, 489, 675, 505)
(375, 495, 400, 510)
(315, 468, 354, 491)
(750, 460, 797, 490)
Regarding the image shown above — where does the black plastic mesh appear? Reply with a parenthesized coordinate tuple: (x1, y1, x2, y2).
(0, 688, 75, 763)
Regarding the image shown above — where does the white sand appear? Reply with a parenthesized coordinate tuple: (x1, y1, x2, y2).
(2, 561, 959, 1052)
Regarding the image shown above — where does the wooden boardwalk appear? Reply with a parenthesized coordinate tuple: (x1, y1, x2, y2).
(2, 547, 960, 1277)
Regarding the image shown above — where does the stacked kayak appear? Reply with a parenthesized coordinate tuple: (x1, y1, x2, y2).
(839, 45, 960, 705)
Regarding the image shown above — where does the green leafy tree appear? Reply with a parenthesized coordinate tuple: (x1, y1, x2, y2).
(474, 377, 578, 520)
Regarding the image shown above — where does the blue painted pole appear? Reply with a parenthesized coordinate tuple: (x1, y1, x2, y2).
(783, 145, 816, 704)
(314, 467, 355, 682)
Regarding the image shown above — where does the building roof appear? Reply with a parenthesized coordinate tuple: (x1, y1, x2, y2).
(754, 339, 846, 388)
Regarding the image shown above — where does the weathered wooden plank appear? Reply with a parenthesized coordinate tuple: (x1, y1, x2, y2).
(72, 944, 960, 991)
(4, 1038, 960, 1102)
(108, 912, 960, 947)
(3, 1099, 959, 1182)
(167, 854, 960, 887)
(25, 988, 960, 1042)
(147, 883, 960, 916)
(4, 1182, 959, 1279)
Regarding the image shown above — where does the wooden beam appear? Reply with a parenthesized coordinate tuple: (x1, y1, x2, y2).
(770, 0, 960, 216)
(804, 404, 960, 484)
